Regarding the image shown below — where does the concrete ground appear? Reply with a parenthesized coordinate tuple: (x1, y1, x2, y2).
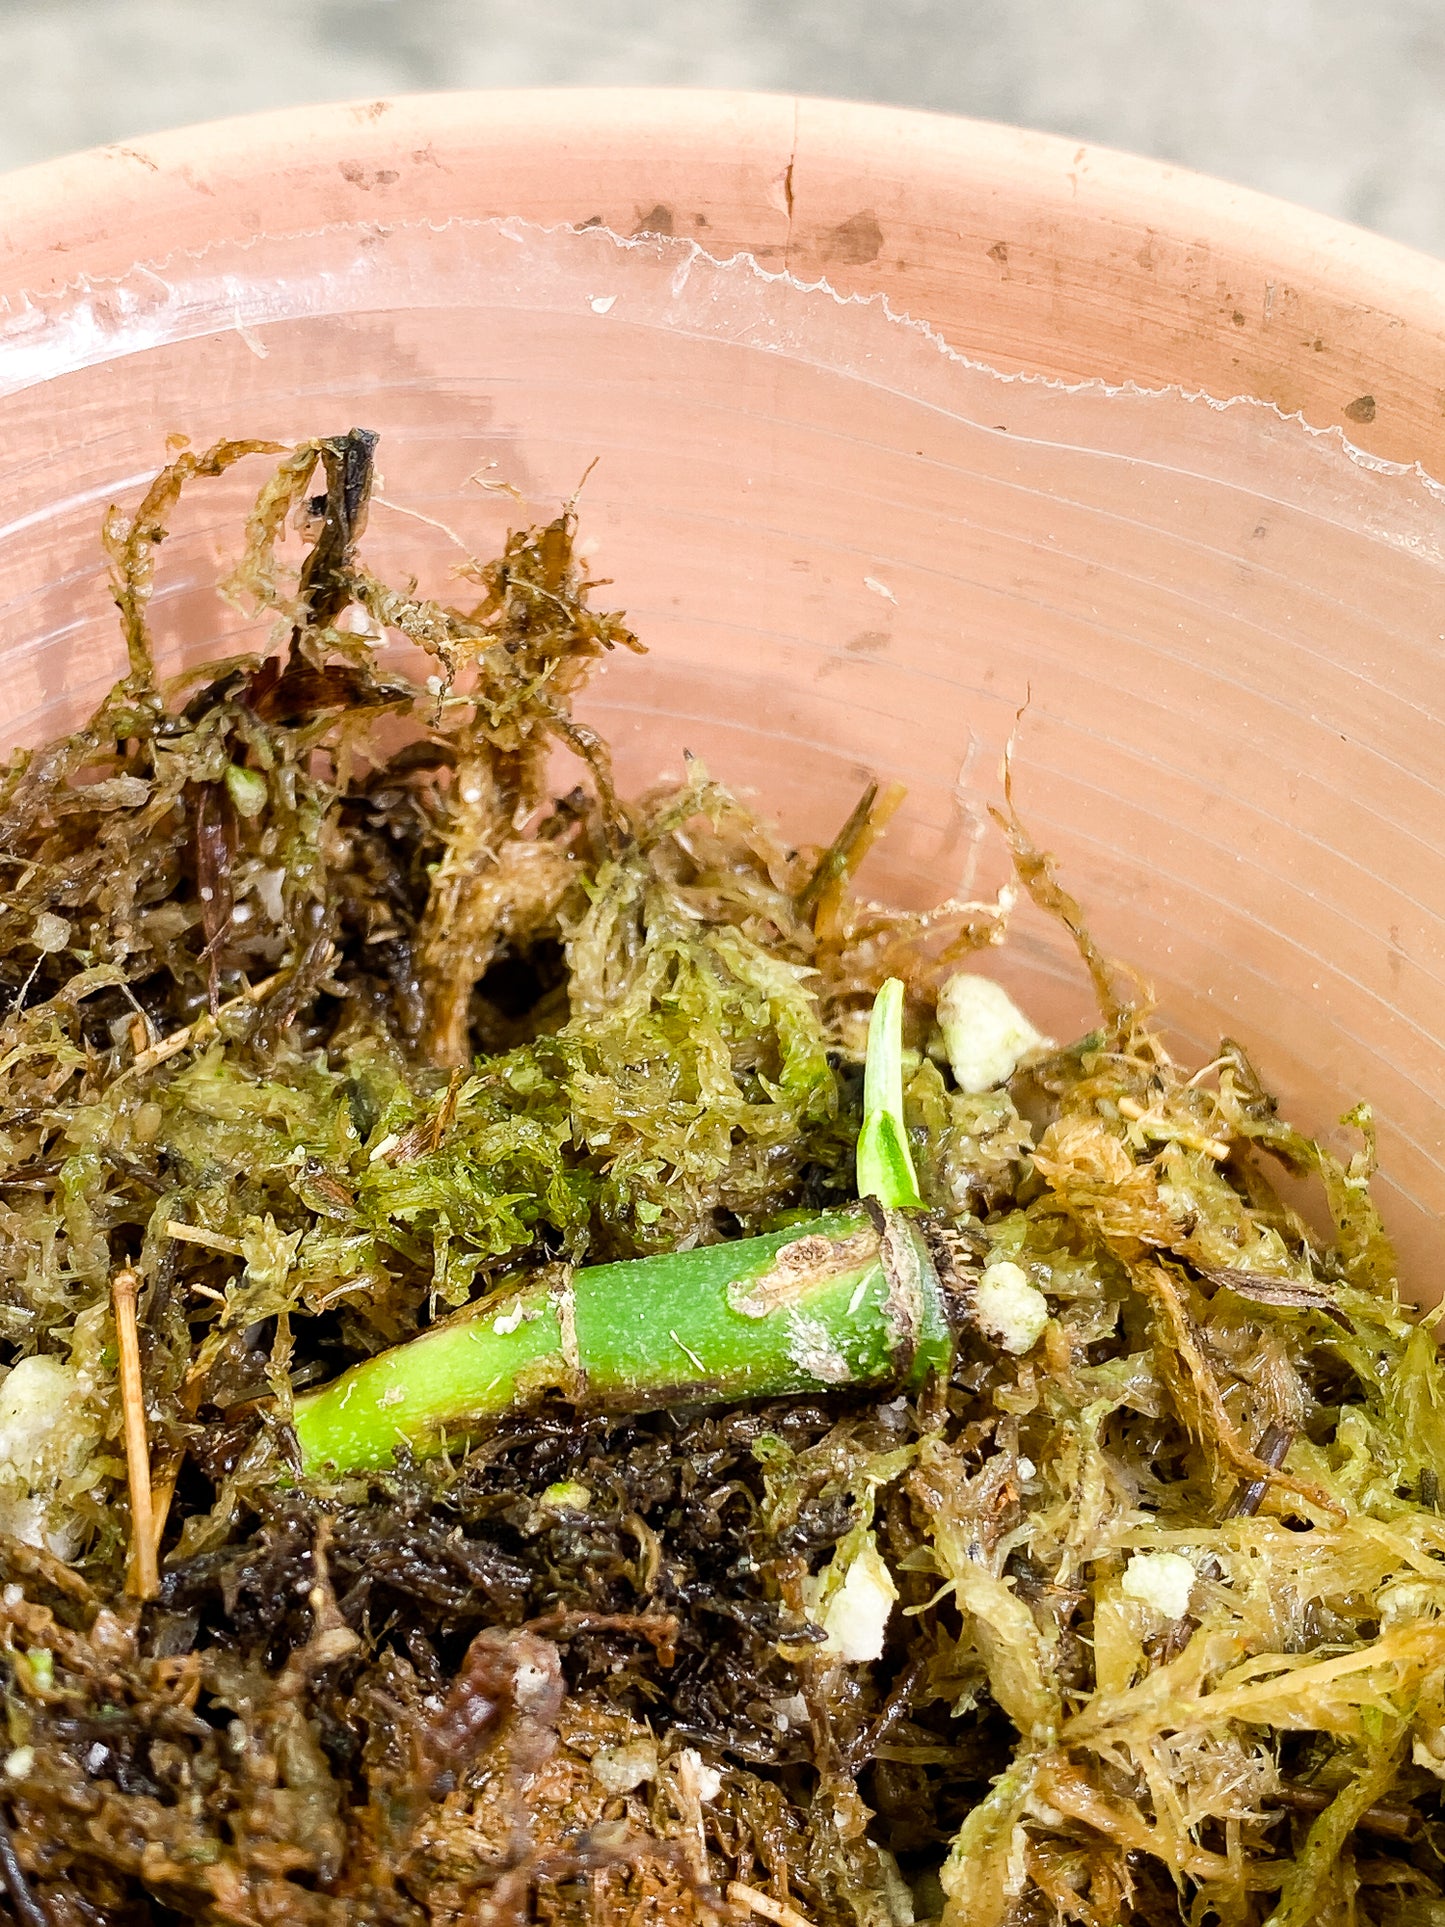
(1, 0, 1443, 257)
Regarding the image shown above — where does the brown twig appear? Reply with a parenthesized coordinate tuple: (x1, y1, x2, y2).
(797, 781, 878, 918)
(164, 1220, 245, 1256)
(431, 1068, 465, 1153)
(1157, 1422, 1298, 1664)
(1223, 1419, 1297, 1523)
(840, 1651, 925, 1772)
(118, 967, 286, 1086)
(111, 1268, 157, 1601)
(799, 778, 906, 938)
(1141, 1265, 1341, 1516)
(1272, 1780, 1419, 1841)
(729, 1882, 815, 1927)
(148, 1445, 185, 1566)
(524, 1606, 680, 1668)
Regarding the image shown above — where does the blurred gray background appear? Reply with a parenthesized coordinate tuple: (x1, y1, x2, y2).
(3, 0, 1443, 255)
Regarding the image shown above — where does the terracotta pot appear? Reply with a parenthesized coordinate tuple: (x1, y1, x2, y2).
(0, 92, 1442, 1283)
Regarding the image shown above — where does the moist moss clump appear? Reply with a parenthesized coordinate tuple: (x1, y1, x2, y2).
(0, 433, 1439, 1927)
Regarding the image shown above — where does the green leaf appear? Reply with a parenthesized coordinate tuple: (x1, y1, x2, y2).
(855, 978, 923, 1210)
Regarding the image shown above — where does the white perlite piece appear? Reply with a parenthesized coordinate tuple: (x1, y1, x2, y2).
(1121, 1551, 1197, 1620)
(771, 1693, 809, 1733)
(677, 1746, 723, 1802)
(591, 1736, 658, 1794)
(512, 1659, 557, 1714)
(0, 1355, 98, 1557)
(29, 912, 71, 955)
(974, 1262, 1050, 1356)
(936, 972, 1051, 1094)
(803, 1531, 899, 1663)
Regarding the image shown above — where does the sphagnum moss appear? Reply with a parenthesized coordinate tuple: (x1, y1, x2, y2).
(0, 432, 1433, 1927)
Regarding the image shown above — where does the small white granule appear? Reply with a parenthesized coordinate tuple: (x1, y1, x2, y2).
(512, 1660, 556, 1713)
(1121, 1551, 1197, 1620)
(804, 1532, 899, 1664)
(30, 912, 70, 955)
(4, 1747, 33, 1780)
(497, 1294, 543, 1341)
(975, 1262, 1050, 1355)
(0, 1355, 97, 1556)
(772, 1693, 809, 1733)
(678, 1747, 723, 1802)
(591, 1737, 657, 1794)
(936, 973, 1051, 1093)
(252, 867, 286, 925)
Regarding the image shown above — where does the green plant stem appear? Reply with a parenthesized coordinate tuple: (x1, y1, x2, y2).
(293, 978, 945, 1477)
(294, 1205, 948, 1475)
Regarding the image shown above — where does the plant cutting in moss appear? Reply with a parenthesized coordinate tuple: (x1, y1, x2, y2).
(293, 976, 949, 1475)
(0, 431, 1433, 1926)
